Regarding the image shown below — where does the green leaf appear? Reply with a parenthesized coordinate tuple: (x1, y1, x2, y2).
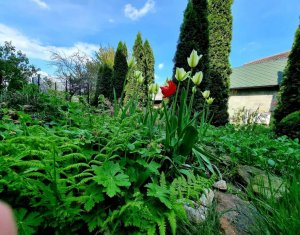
(178, 126, 198, 155)
(92, 161, 131, 197)
(127, 143, 135, 151)
(145, 182, 172, 209)
(84, 186, 105, 211)
(137, 159, 160, 175)
(14, 208, 43, 235)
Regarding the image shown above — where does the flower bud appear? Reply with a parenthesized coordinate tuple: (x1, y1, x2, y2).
(149, 83, 159, 95)
(202, 90, 210, 99)
(192, 86, 197, 94)
(175, 67, 189, 81)
(206, 97, 214, 105)
(137, 75, 144, 84)
(134, 71, 144, 84)
(187, 49, 202, 68)
(191, 71, 203, 86)
(127, 57, 136, 68)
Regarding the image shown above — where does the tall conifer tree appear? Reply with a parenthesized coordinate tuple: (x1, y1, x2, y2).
(133, 32, 144, 72)
(143, 39, 155, 96)
(207, 0, 233, 126)
(113, 41, 128, 99)
(172, 0, 209, 111)
(92, 64, 113, 105)
(274, 25, 300, 136)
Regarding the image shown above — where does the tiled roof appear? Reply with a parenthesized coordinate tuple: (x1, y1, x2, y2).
(230, 52, 288, 89)
(244, 51, 289, 65)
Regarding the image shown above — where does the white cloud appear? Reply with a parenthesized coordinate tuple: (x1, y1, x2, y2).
(124, 0, 155, 21)
(158, 63, 164, 70)
(0, 23, 99, 61)
(37, 71, 49, 77)
(30, 0, 49, 9)
(108, 18, 115, 23)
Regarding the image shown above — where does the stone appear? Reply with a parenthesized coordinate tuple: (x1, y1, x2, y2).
(23, 105, 34, 112)
(184, 204, 207, 224)
(213, 180, 227, 191)
(237, 165, 264, 185)
(251, 174, 286, 199)
(215, 191, 259, 235)
(200, 189, 214, 207)
(219, 217, 238, 235)
(184, 189, 215, 223)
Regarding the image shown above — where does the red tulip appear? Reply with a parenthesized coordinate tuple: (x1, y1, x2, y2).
(160, 80, 177, 98)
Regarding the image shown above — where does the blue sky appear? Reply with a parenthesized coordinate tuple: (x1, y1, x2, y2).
(0, 0, 299, 84)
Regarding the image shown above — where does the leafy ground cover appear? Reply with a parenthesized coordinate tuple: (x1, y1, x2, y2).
(1, 88, 299, 234)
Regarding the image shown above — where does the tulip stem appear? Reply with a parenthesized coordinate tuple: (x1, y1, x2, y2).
(188, 92, 195, 115)
(172, 82, 180, 115)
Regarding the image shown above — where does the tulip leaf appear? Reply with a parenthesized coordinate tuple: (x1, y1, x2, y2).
(178, 125, 198, 156)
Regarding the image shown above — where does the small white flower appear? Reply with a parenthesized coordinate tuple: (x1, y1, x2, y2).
(187, 49, 202, 68)
(191, 71, 203, 86)
(202, 90, 210, 99)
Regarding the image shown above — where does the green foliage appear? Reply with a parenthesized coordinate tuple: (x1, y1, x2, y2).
(14, 208, 43, 235)
(143, 39, 155, 96)
(274, 26, 300, 135)
(162, 63, 217, 176)
(0, 41, 37, 91)
(125, 32, 155, 104)
(113, 41, 128, 100)
(93, 63, 113, 105)
(133, 32, 144, 72)
(0, 85, 69, 121)
(173, 0, 209, 111)
(276, 110, 300, 139)
(93, 161, 131, 197)
(0, 101, 213, 234)
(207, 0, 233, 126)
(204, 125, 300, 175)
(248, 169, 300, 235)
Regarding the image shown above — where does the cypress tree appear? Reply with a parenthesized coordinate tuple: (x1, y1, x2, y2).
(113, 41, 128, 100)
(93, 64, 113, 105)
(172, 0, 209, 111)
(133, 32, 144, 72)
(274, 25, 300, 136)
(207, 0, 233, 126)
(143, 39, 155, 96)
(124, 32, 146, 103)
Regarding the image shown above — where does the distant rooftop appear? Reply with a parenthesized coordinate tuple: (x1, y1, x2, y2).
(230, 52, 289, 89)
(244, 51, 289, 66)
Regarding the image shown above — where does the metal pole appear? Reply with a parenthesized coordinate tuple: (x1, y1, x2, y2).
(87, 82, 90, 104)
(37, 74, 40, 92)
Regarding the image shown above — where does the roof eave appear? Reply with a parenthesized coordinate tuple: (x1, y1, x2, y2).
(230, 84, 279, 90)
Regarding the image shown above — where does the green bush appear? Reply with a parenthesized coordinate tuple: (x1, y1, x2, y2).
(276, 111, 300, 139)
(0, 84, 69, 121)
(274, 26, 300, 133)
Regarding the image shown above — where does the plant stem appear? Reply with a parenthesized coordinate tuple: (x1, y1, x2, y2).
(172, 82, 180, 115)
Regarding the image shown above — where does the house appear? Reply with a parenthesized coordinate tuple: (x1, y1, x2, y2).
(229, 51, 289, 124)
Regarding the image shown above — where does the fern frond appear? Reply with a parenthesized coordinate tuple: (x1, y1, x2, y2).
(56, 153, 87, 162)
(157, 217, 166, 235)
(62, 163, 90, 171)
(167, 210, 176, 235)
(147, 225, 156, 235)
(59, 144, 81, 153)
(72, 172, 93, 179)
(13, 160, 45, 169)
